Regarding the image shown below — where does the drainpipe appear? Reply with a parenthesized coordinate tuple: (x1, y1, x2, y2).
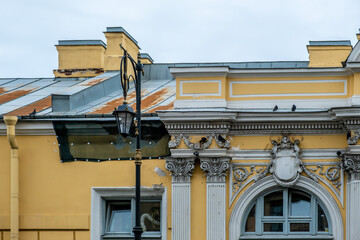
(4, 116, 19, 240)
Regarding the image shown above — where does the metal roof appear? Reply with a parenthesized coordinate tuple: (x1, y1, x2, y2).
(0, 61, 316, 117)
(309, 40, 352, 46)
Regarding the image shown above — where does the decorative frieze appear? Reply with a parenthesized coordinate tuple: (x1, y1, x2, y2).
(200, 158, 230, 182)
(165, 158, 195, 183)
(168, 133, 231, 150)
(348, 130, 360, 145)
(255, 136, 319, 187)
(230, 123, 344, 135)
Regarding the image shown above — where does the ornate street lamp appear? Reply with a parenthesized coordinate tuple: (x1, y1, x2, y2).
(113, 44, 143, 240)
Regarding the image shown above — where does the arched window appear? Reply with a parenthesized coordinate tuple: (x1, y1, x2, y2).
(242, 188, 332, 239)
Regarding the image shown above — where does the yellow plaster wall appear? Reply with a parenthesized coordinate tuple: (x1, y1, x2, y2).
(190, 164, 207, 240)
(0, 135, 172, 238)
(140, 59, 153, 64)
(227, 76, 350, 101)
(229, 135, 347, 150)
(307, 46, 352, 67)
(56, 45, 105, 70)
(176, 76, 226, 100)
(104, 32, 140, 71)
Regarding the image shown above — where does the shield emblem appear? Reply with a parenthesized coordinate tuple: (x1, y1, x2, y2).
(273, 149, 300, 182)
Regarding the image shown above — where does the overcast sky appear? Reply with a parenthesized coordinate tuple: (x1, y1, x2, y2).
(0, 0, 359, 78)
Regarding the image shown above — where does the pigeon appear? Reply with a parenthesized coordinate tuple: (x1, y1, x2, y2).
(218, 134, 226, 143)
(347, 131, 352, 140)
(291, 105, 296, 112)
(199, 137, 207, 144)
(273, 105, 278, 112)
(29, 109, 36, 116)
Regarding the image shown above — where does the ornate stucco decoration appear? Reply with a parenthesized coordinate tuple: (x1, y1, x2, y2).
(309, 165, 341, 190)
(168, 133, 231, 150)
(165, 158, 195, 183)
(348, 130, 360, 145)
(339, 153, 360, 179)
(255, 136, 318, 187)
(200, 158, 230, 182)
(232, 165, 263, 191)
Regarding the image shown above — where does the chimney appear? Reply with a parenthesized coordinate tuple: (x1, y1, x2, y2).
(54, 40, 106, 77)
(103, 27, 140, 71)
(307, 41, 352, 67)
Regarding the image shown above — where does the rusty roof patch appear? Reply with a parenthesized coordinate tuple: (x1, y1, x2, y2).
(130, 87, 173, 112)
(5, 96, 52, 116)
(89, 90, 149, 114)
(0, 87, 7, 95)
(146, 102, 174, 113)
(0, 88, 37, 105)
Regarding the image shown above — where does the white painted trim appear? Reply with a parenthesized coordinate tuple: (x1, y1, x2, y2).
(171, 183, 191, 240)
(229, 176, 343, 240)
(174, 99, 227, 109)
(229, 149, 345, 160)
(91, 187, 167, 240)
(207, 183, 226, 240)
(228, 68, 350, 77)
(226, 98, 350, 109)
(229, 79, 347, 98)
(179, 80, 222, 97)
(347, 41, 360, 62)
(346, 177, 360, 240)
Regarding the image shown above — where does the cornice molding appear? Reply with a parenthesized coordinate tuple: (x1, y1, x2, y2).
(0, 121, 56, 136)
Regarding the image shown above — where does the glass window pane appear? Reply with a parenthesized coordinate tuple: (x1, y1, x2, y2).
(264, 191, 283, 216)
(141, 201, 161, 232)
(290, 223, 310, 232)
(245, 204, 256, 232)
(108, 202, 132, 233)
(263, 223, 283, 232)
(318, 204, 329, 232)
(290, 191, 311, 216)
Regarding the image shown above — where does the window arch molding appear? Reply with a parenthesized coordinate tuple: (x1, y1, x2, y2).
(229, 175, 343, 240)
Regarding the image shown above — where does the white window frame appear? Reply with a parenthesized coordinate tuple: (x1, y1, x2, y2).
(91, 187, 167, 240)
(229, 176, 343, 240)
(241, 188, 333, 238)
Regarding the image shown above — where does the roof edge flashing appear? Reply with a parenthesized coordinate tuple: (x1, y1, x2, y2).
(57, 40, 106, 48)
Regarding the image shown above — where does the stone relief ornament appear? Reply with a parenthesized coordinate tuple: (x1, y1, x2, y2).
(348, 130, 360, 145)
(168, 133, 231, 150)
(340, 153, 360, 178)
(255, 136, 319, 187)
(200, 158, 230, 182)
(165, 158, 195, 182)
(309, 165, 341, 190)
(232, 165, 263, 193)
(168, 134, 183, 148)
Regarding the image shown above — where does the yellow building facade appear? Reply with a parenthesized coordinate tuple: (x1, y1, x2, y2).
(1, 27, 360, 240)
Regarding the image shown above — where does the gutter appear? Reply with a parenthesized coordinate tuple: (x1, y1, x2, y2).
(4, 116, 19, 240)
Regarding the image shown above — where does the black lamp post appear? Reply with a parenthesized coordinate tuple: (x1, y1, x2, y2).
(113, 44, 143, 240)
